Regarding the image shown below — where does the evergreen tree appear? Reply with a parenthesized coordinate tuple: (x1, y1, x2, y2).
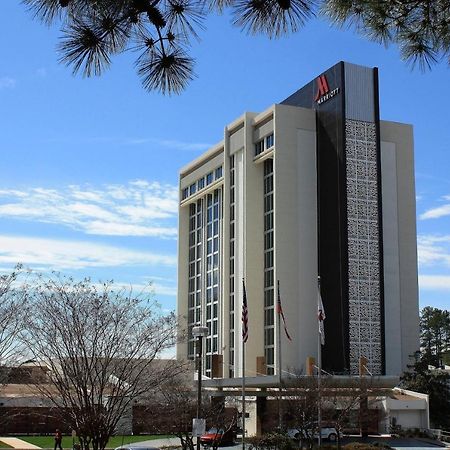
(23, 0, 450, 94)
(401, 351, 450, 429)
(420, 306, 450, 368)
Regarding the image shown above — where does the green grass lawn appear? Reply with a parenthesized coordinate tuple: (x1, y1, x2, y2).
(0, 442, 13, 449)
(11, 435, 173, 449)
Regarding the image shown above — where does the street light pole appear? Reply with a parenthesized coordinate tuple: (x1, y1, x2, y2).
(192, 326, 208, 450)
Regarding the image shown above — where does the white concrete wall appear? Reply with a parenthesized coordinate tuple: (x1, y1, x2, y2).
(274, 104, 317, 374)
(380, 121, 419, 375)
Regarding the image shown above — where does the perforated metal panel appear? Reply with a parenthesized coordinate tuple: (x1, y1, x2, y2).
(346, 119, 382, 375)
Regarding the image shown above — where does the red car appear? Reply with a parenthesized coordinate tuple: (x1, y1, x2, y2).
(200, 428, 235, 447)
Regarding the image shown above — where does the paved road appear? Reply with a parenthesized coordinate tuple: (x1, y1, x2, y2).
(124, 438, 181, 448)
(179, 437, 448, 450)
(72, 436, 450, 450)
(343, 436, 448, 449)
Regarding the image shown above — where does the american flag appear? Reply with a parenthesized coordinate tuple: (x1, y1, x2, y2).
(318, 281, 326, 346)
(242, 279, 248, 344)
(276, 281, 292, 341)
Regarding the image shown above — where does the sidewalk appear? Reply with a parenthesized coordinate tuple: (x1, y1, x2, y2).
(131, 437, 180, 448)
(0, 438, 41, 449)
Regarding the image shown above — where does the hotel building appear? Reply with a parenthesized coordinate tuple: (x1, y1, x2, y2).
(176, 62, 420, 380)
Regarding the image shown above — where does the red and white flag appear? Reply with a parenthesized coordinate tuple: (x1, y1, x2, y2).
(318, 285, 326, 346)
(242, 279, 249, 344)
(277, 281, 292, 341)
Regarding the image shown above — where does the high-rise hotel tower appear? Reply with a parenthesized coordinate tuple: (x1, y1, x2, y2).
(176, 62, 419, 379)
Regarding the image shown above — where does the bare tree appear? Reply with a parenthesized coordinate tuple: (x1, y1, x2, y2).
(143, 372, 237, 450)
(205, 398, 238, 450)
(0, 265, 28, 385)
(143, 375, 198, 450)
(21, 273, 180, 450)
(283, 372, 386, 448)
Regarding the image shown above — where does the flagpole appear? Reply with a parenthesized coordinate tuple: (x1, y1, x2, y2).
(242, 278, 246, 450)
(317, 276, 322, 447)
(277, 280, 282, 430)
(242, 334, 246, 450)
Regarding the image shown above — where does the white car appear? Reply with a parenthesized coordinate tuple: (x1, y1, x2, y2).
(287, 427, 341, 442)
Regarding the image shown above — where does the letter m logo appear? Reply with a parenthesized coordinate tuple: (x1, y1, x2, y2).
(314, 74, 330, 102)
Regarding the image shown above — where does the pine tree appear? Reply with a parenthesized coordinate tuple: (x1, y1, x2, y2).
(23, 0, 450, 93)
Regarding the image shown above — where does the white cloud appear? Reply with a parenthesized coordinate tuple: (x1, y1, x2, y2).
(419, 275, 450, 291)
(0, 77, 16, 90)
(140, 281, 177, 297)
(42, 136, 212, 152)
(417, 235, 450, 267)
(0, 180, 178, 238)
(0, 235, 176, 270)
(86, 280, 177, 298)
(419, 194, 450, 220)
(82, 220, 177, 237)
(420, 204, 450, 220)
(150, 138, 212, 152)
(0, 189, 28, 198)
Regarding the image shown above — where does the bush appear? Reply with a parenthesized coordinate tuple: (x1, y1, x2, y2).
(342, 444, 392, 450)
(247, 432, 295, 450)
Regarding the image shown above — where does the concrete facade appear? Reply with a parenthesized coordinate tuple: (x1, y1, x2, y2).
(177, 62, 420, 381)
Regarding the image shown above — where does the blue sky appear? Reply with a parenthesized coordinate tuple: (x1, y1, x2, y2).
(0, 1, 449, 313)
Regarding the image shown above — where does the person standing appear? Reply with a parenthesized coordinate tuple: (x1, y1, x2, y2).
(54, 429, 63, 450)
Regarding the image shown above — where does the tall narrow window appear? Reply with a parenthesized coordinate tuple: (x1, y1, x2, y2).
(263, 159, 275, 374)
(255, 139, 264, 156)
(187, 199, 203, 358)
(205, 189, 221, 377)
(229, 155, 236, 377)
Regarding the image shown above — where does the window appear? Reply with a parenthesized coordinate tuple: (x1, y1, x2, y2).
(206, 172, 213, 185)
(182, 187, 189, 200)
(263, 159, 275, 375)
(255, 139, 264, 156)
(198, 177, 205, 190)
(189, 183, 196, 195)
(215, 166, 223, 179)
(266, 133, 274, 149)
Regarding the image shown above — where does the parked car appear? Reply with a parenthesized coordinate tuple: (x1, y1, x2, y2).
(200, 428, 235, 447)
(287, 426, 342, 442)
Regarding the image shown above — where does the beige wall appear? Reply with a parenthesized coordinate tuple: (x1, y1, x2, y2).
(273, 104, 317, 374)
(380, 121, 419, 374)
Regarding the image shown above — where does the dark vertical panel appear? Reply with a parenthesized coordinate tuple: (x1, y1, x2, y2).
(316, 63, 349, 373)
(373, 67, 386, 375)
(281, 62, 350, 373)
